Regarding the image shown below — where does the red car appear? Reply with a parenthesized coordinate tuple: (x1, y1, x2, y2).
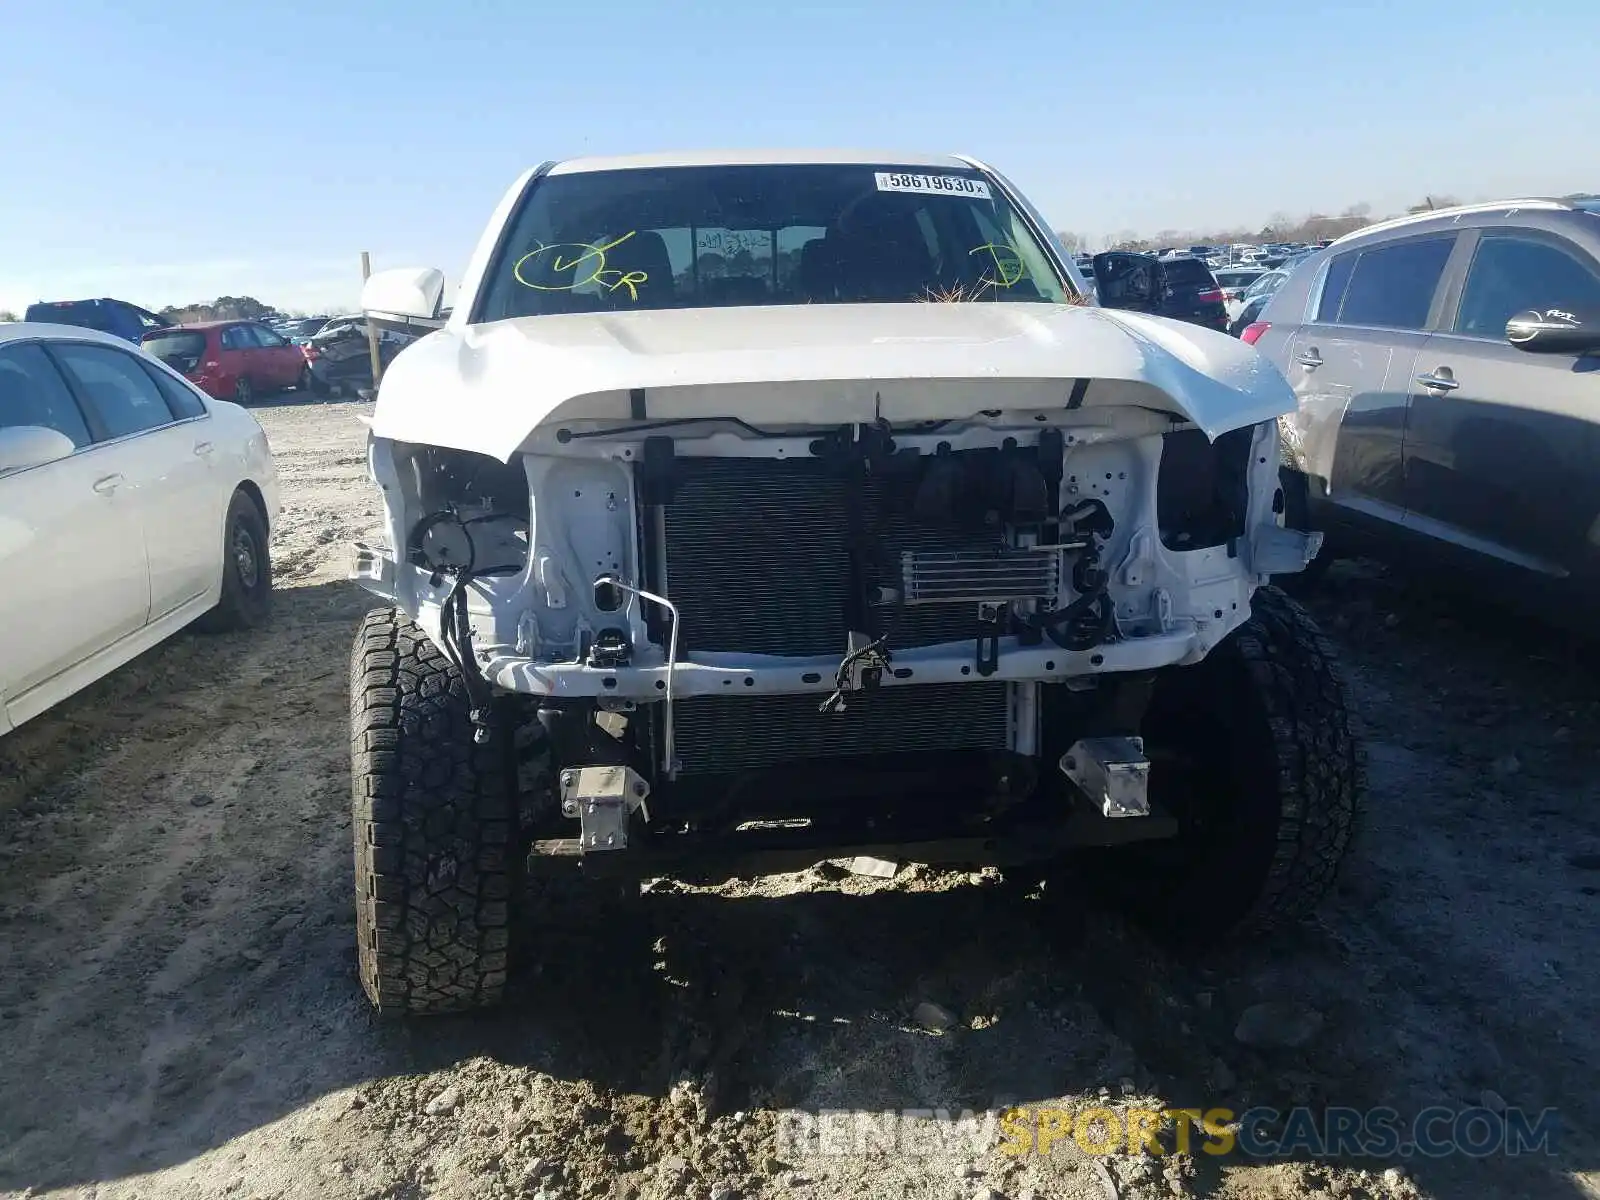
(138, 320, 307, 404)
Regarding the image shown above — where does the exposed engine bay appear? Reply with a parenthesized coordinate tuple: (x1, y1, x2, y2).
(351, 399, 1316, 862)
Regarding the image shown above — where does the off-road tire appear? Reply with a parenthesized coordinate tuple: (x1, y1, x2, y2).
(1080, 585, 1364, 938)
(196, 490, 272, 633)
(350, 608, 521, 1015)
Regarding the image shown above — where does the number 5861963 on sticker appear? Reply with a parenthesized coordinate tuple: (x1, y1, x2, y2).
(874, 172, 992, 200)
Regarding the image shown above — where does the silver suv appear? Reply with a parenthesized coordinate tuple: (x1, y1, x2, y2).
(1255, 197, 1600, 600)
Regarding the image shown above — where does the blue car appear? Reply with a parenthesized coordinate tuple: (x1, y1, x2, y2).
(22, 297, 170, 343)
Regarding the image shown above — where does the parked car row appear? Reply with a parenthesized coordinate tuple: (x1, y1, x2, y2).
(269, 315, 333, 344)
(3, 305, 421, 405)
(129, 314, 415, 404)
(1074, 247, 1314, 339)
(1072, 250, 1230, 331)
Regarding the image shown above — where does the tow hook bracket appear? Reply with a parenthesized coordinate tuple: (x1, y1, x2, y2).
(1060, 736, 1151, 818)
(349, 541, 396, 593)
(559, 765, 651, 852)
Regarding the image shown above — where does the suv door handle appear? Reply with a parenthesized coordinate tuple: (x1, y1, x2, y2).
(1296, 350, 1324, 368)
(194, 440, 214, 456)
(1417, 371, 1460, 391)
(92, 473, 124, 495)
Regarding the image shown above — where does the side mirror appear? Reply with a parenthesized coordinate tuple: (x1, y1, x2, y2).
(0, 425, 76, 474)
(362, 267, 447, 336)
(1506, 309, 1600, 356)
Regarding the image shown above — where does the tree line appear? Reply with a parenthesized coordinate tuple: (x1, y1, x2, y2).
(156, 295, 294, 324)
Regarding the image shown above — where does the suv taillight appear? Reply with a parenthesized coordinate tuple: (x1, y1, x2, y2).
(1240, 321, 1270, 346)
(1196, 287, 1224, 304)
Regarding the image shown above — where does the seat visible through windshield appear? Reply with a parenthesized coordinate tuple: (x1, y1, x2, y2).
(475, 163, 1071, 321)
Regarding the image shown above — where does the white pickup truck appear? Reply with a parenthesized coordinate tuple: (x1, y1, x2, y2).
(345, 149, 1361, 1016)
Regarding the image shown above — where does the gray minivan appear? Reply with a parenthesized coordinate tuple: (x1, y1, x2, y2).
(1254, 197, 1600, 610)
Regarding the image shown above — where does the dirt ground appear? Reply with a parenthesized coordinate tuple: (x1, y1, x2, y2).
(2, 395, 1598, 1200)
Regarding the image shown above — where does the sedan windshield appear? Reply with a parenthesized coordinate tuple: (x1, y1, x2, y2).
(475, 163, 1070, 322)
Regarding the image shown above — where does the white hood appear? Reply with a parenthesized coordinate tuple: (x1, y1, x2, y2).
(368, 302, 1295, 461)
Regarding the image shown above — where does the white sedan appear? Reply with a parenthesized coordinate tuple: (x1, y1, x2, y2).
(0, 322, 279, 733)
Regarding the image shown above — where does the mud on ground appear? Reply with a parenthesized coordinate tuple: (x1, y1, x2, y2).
(1, 396, 1598, 1200)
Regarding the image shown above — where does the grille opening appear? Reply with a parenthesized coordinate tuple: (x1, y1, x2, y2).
(660, 457, 1019, 656)
(672, 684, 1010, 777)
(655, 456, 1020, 777)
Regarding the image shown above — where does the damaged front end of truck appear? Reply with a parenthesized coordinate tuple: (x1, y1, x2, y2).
(349, 303, 1322, 883)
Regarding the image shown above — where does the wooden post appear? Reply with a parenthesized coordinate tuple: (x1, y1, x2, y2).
(361, 251, 383, 393)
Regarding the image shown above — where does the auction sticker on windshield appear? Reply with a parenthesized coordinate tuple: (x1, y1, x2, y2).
(875, 172, 992, 200)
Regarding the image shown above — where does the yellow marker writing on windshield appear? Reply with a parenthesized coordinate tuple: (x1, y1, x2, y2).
(601, 271, 648, 301)
(514, 231, 645, 296)
(970, 241, 1027, 287)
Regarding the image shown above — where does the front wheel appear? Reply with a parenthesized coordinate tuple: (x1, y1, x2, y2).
(196, 489, 272, 632)
(1072, 586, 1364, 938)
(349, 608, 524, 1015)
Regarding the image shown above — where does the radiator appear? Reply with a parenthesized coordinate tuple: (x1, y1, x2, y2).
(659, 457, 1014, 776)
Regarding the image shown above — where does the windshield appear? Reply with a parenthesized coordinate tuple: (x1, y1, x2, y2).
(475, 163, 1070, 322)
(1244, 272, 1286, 300)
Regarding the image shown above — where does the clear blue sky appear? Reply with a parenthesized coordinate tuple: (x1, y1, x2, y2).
(1, 0, 1591, 315)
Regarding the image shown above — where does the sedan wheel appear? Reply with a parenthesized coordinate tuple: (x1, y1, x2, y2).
(232, 520, 260, 591)
(197, 491, 273, 632)
(234, 376, 254, 406)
